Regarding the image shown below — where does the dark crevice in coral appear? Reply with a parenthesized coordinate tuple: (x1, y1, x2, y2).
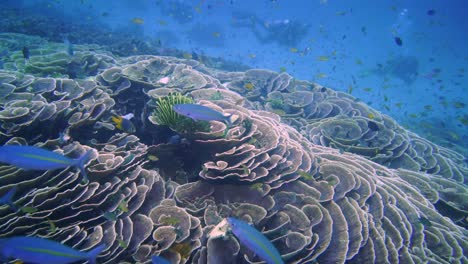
(434, 200, 468, 230)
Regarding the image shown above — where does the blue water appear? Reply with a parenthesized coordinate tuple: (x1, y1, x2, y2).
(4, 0, 467, 151)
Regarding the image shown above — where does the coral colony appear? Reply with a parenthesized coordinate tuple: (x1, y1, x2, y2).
(0, 32, 466, 264)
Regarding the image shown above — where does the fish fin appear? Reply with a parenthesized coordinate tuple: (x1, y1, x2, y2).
(86, 243, 106, 264)
(225, 113, 233, 127)
(0, 187, 18, 211)
(75, 150, 93, 183)
(222, 114, 233, 138)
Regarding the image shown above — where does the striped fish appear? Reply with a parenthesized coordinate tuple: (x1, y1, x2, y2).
(0, 145, 92, 182)
(0, 236, 105, 264)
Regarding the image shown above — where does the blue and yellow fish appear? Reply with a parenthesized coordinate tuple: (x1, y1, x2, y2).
(173, 104, 232, 126)
(0, 145, 92, 182)
(0, 236, 105, 264)
(0, 187, 17, 211)
(227, 217, 284, 264)
(111, 114, 136, 133)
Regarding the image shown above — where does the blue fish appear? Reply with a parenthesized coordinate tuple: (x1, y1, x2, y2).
(0, 236, 105, 264)
(173, 104, 232, 126)
(0, 146, 93, 182)
(227, 217, 284, 264)
(0, 187, 17, 211)
(152, 255, 171, 264)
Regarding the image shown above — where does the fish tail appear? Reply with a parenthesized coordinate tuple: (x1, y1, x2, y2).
(86, 243, 106, 264)
(75, 150, 93, 183)
(225, 113, 233, 127)
(0, 187, 18, 211)
(222, 114, 233, 138)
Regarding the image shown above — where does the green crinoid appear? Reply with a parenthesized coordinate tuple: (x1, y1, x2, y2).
(151, 92, 210, 134)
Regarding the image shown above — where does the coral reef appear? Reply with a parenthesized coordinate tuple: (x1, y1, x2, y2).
(0, 34, 466, 264)
(0, 36, 115, 79)
(223, 71, 467, 182)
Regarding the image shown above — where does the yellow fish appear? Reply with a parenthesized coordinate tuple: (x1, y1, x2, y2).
(290, 47, 298, 53)
(363, 87, 372, 92)
(315, 73, 327, 78)
(21, 206, 38, 214)
(158, 20, 167, 26)
(368, 113, 375, 119)
(448, 131, 459, 140)
(317, 56, 329, 61)
(118, 200, 129, 213)
(279, 67, 287, 73)
(457, 116, 468, 126)
(182, 53, 192, 59)
(249, 183, 263, 190)
(148, 155, 159, 161)
(453, 102, 465, 108)
(336, 11, 347, 16)
(117, 238, 128, 249)
(212, 32, 221, 38)
(248, 53, 256, 58)
(48, 218, 57, 233)
(244, 83, 254, 90)
(241, 164, 250, 174)
(297, 170, 313, 180)
(131, 17, 144, 24)
(182, 52, 192, 60)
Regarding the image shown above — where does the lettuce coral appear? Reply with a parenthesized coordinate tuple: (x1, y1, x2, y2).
(0, 34, 466, 264)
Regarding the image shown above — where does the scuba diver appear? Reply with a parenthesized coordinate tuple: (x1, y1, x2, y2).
(231, 11, 309, 47)
(252, 18, 309, 47)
